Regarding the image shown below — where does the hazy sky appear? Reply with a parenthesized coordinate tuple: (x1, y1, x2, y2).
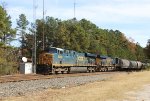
(2, 0, 150, 47)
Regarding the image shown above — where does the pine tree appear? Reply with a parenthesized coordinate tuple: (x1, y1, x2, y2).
(0, 5, 16, 46)
(16, 14, 29, 57)
(145, 39, 150, 59)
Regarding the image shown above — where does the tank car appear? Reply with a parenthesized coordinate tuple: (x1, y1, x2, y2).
(147, 63, 150, 67)
(129, 61, 138, 69)
(136, 61, 142, 69)
(114, 58, 130, 69)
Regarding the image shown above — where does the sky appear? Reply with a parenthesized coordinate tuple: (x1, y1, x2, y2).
(1, 0, 150, 47)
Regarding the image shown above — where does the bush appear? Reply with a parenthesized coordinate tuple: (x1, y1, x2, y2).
(0, 47, 19, 75)
(146, 66, 150, 71)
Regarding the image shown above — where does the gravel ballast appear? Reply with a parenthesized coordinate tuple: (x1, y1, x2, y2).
(0, 73, 114, 98)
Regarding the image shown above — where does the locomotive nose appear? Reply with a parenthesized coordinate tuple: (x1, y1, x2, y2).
(39, 53, 53, 65)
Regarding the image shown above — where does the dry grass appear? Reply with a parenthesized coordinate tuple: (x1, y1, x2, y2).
(2, 71, 150, 101)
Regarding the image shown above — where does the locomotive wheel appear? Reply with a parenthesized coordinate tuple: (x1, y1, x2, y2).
(101, 68, 104, 72)
(105, 68, 108, 72)
(67, 71, 70, 74)
(67, 67, 70, 74)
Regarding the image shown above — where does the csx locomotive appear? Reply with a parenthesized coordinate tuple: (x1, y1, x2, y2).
(37, 47, 144, 74)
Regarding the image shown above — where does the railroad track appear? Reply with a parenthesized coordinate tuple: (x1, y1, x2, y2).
(0, 72, 118, 83)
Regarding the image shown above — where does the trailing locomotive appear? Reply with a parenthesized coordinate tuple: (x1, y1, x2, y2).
(95, 55, 115, 72)
(37, 47, 144, 74)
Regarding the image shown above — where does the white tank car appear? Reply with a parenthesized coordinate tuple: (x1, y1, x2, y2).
(137, 61, 142, 69)
(130, 61, 138, 68)
(120, 59, 130, 68)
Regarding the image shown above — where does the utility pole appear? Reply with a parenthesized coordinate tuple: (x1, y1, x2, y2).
(74, 0, 76, 19)
(42, 0, 45, 50)
(33, 0, 37, 73)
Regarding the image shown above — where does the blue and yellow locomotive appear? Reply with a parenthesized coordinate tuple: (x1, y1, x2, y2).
(37, 47, 97, 74)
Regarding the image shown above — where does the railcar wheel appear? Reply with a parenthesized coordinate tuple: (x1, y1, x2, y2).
(55, 71, 58, 74)
(61, 71, 64, 74)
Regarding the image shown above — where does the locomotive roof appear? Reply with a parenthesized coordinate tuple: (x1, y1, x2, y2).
(97, 55, 111, 59)
(85, 53, 97, 58)
(49, 47, 64, 51)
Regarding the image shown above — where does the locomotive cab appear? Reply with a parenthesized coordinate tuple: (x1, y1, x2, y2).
(38, 47, 63, 65)
(37, 47, 64, 74)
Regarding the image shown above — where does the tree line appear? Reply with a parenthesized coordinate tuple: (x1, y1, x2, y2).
(0, 4, 150, 75)
(27, 17, 146, 61)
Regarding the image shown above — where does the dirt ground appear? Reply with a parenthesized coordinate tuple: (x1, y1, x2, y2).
(124, 84, 150, 101)
(1, 71, 150, 101)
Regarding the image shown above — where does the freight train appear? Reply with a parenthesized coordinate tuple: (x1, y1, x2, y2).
(37, 47, 145, 74)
